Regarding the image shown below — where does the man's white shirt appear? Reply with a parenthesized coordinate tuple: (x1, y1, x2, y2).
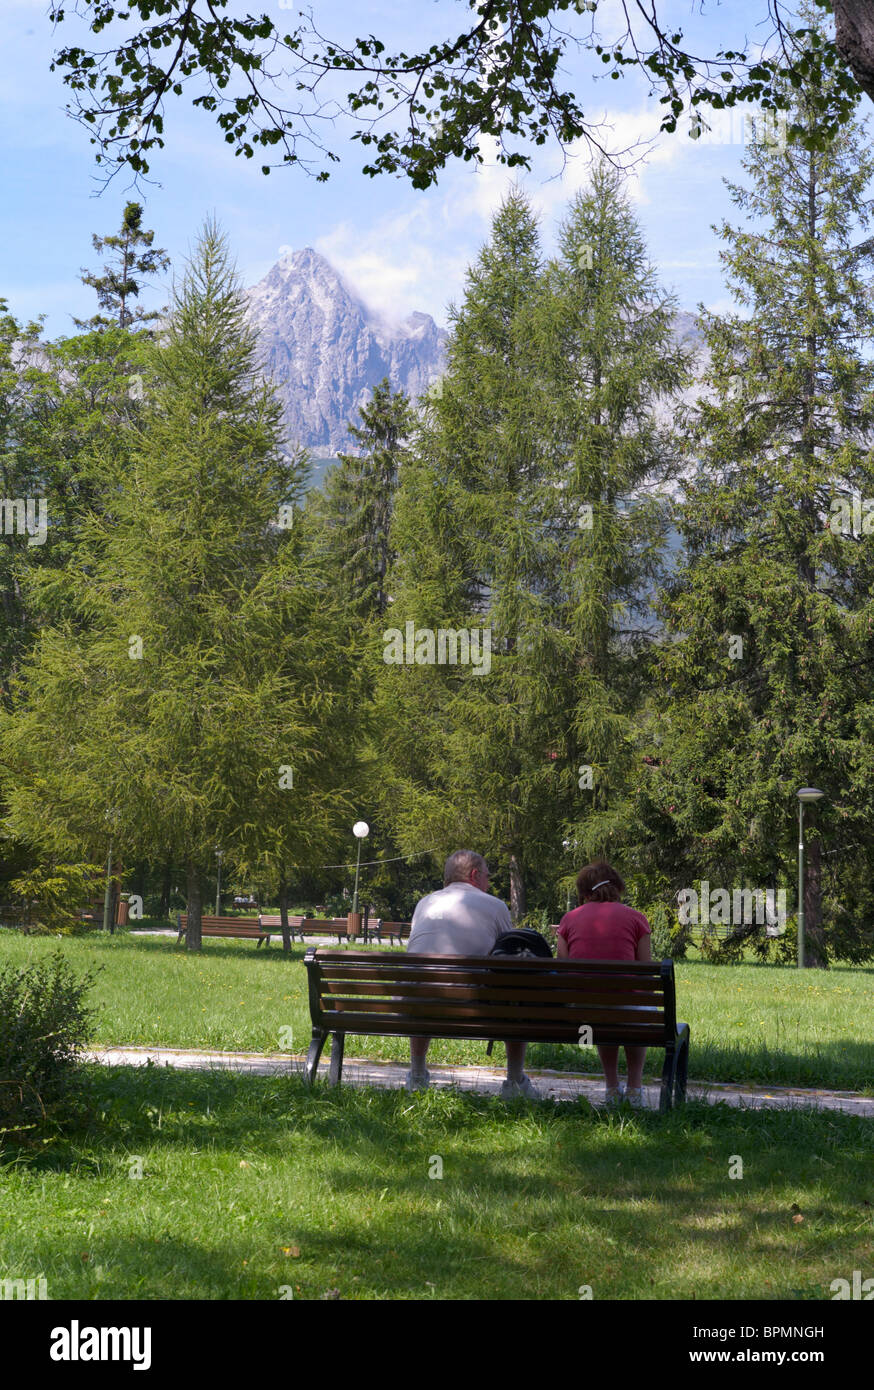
(407, 881, 512, 956)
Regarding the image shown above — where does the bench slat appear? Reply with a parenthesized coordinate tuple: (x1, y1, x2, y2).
(316, 1011, 668, 1042)
(313, 950, 663, 970)
(323, 1006, 664, 1028)
(314, 961, 661, 984)
(319, 979, 664, 1005)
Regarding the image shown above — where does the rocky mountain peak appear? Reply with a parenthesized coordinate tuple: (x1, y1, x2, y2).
(246, 248, 447, 456)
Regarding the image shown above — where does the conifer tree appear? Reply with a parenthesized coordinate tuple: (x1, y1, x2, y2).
(378, 184, 688, 919)
(618, 6, 874, 966)
(312, 378, 414, 618)
(0, 221, 363, 949)
(74, 201, 169, 331)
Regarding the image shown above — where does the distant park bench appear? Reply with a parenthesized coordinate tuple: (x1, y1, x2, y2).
(303, 950, 690, 1110)
(367, 919, 412, 946)
(258, 914, 305, 943)
(176, 913, 272, 946)
(257, 914, 346, 943)
(293, 917, 352, 943)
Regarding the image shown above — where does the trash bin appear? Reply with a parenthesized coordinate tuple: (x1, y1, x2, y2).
(116, 898, 130, 927)
(347, 911, 362, 941)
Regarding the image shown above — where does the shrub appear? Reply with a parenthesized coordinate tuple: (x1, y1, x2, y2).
(0, 952, 99, 1144)
(644, 902, 689, 960)
(508, 908, 559, 950)
(7, 863, 104, 935)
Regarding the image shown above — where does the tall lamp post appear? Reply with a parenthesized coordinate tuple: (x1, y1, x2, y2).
(351, 821, 369, 918)
(562, 839, 574, 913)
(215, 847, 223, 917)
(796, 787, 825, 970)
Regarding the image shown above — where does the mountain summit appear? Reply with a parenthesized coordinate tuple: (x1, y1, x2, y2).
(246, 247, 447, 455)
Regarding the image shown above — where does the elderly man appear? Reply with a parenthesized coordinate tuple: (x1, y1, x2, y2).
(405, 849, 538, 1098)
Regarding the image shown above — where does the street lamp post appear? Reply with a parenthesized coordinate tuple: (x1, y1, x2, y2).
(562, 839, 573, 912)
(796, 787, 825, 970)
(352, 821, 369, 917)
(215, 847, 223, 917)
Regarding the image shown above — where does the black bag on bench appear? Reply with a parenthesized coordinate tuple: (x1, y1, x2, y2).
(485, 929, 554, 1055)
(489, 928, 554, 960)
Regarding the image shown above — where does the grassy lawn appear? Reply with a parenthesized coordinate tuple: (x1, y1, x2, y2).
(1, 928, 873, 1091)
(1, 1067, 871, 1300)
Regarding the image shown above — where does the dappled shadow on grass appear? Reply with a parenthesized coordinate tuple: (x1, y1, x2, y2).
(12, 1062, 872, 1169)
(6, 1066, 872, 1300)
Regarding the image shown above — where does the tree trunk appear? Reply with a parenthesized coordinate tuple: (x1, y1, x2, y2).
(108, 860, 120, 935)
(803, 836, 827, 969)
(278, 878, 291, 954)
(186, 861, 203, 952)
(134, 861, 146, 905)
(509, 854, 526, 924)
(159, 860, 172, 919)
(835, 1, 874, 104)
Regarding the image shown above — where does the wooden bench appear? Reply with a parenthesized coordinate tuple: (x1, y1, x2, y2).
(258, 914, 305, 943)
(293, 917, 351, 942)
(303, 951, 690, 1110)
(176, 913, 272, 946)
(367, 919, 411, 946)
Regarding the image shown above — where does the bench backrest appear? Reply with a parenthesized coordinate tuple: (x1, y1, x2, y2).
(304, 951, 677, 1045)
(297, 918, 349, 932)
(179, 914, 265, 934)
(376, 920, 411, 936)
(258, 915, 305, 929)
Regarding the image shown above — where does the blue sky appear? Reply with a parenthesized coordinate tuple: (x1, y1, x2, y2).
(0, 0, 844, 335)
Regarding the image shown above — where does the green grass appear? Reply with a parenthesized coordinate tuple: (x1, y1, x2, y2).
(1, 1067, 871, 1300)
(1, 929, 873, 1092)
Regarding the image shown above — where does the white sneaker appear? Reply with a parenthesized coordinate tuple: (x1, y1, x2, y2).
(604, 1084, 624, 1105)
(501, 1075, 539, 1100)
(404, 1069, 430, 1092)
(624, 1087, 645, 1109)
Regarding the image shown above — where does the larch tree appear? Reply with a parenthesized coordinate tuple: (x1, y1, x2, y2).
(379, 182, 688, 920)
(0, 220, 364, 950)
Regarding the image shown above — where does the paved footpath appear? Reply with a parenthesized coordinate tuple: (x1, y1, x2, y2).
(85, 1046, 874, 1116)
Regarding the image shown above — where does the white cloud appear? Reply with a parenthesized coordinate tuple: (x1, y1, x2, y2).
(313, 99, 701, 323)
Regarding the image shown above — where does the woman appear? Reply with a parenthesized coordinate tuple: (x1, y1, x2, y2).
(557, 860, 652, 1107)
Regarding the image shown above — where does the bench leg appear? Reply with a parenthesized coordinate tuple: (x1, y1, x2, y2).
(304, 1028, 328, 1085)
(675, 1033, 689, 1105)
(329, 1032, 345, 1087)
(660, 1045, 678, 1113)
